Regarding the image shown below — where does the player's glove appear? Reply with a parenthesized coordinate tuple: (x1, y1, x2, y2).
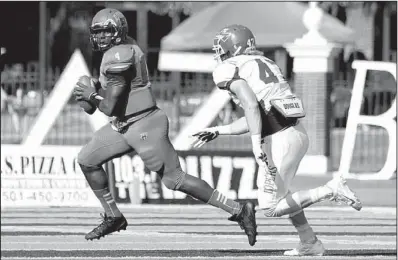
(73, 76, 96, 102)
(191, 128, 220, 148)
(90, 77, 102, 92)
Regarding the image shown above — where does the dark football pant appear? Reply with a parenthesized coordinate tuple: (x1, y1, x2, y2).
(77, 109, 185, 190)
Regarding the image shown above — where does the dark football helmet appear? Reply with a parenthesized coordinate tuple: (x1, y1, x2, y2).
(212, 24, 256, 62)
(89, 8, 128, 52)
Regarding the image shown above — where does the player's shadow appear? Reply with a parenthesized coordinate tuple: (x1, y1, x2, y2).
(218, 249, 397, 256)
(3, 249, 396, 258)
(323, 249, 397, 256)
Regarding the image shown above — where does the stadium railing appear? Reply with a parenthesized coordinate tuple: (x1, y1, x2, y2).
(1, 67, 396, 173)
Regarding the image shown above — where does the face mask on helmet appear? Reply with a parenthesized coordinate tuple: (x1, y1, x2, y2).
(212, 38, 232, 63)
(212, 42, 223, 63)
(89, 22, 121, 51)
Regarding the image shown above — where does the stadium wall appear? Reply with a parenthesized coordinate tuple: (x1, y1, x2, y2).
(1, 51, 396, 207)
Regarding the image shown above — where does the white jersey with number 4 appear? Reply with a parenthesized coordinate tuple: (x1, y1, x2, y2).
(212, 55, 294, 111)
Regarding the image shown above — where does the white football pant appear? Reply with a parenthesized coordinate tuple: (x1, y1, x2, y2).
(257, 121, 309, 211)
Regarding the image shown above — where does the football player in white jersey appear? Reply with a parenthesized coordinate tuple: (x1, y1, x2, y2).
(192, 24, 362, 256)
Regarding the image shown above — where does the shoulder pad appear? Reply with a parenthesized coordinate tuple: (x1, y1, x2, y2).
(105, 63, 132, 74)
(238, 59, 257, 78)
(212, 63, 241, 90)
(103, 45, 135, 74)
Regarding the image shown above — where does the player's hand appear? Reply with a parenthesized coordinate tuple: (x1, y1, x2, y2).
(191, 128, 220, 148)
(73, 77, 96, 102)
(90, 77, 102, 92)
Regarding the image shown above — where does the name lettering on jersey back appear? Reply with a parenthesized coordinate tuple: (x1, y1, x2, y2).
(270, 97, 306, 118)
(283, 102, 300, 110)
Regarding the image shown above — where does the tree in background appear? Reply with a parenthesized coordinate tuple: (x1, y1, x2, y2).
(319, 1, 397, 61)
(150, 2, 214, 27)
(319, 2, 375, 24)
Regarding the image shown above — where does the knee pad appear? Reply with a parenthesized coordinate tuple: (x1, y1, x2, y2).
(77, 149, 92, 168)
(79, 163, 102, 175)
(161, 168, 186, 191)
(78, 163, 107, 190)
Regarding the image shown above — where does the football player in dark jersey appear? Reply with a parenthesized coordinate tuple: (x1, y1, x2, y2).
(72, 9, 257, 245)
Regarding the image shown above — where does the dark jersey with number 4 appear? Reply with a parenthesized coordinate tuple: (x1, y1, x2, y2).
(78, 40, 182, 184)
(99, 36, 157, 127)
(212, 55, 299, 137)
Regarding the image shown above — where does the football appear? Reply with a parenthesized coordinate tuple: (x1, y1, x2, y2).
(77, 75, 97, 115)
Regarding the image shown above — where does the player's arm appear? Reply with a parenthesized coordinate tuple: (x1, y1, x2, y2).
(90, 64, 134, 116)
(192, 117, 249, 148)
(213, 116, 249, 135)
(229, 79, 262, 137)
(192, 81, 262, 151)
(192, 63, 255, 147)
(192, 81, 259, 148)
(228, 79, 268, 169)
(214, 63, 260, 136)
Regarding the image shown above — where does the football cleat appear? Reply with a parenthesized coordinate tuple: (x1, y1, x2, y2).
(228, 202, 258, 246)
(326, 176, 362, 211)
(85, 213, 128, 241)
(284, 238, 325, 256)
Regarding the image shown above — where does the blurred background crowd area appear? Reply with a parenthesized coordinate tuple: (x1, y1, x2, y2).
(0, 1, 397, 173)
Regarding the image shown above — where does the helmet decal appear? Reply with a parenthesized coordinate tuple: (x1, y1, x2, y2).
(92, 18, 117, 28)
(216, 29, 232, 42)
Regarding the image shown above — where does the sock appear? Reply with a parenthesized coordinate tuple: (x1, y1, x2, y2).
(80, 164, 123, 218)
(177, 173, 241, 215)
(273, 185, 333, 216)
(93, 188, 122, 218)
(289, 211, 317, 243)
(207, 190, 241, 215)
(288, 185, 333, 210)
(306, 185, 333, 206)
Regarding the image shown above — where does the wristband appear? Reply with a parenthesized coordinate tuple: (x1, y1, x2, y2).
(89, 92, 104, 102)
(214, 125, 232, 135)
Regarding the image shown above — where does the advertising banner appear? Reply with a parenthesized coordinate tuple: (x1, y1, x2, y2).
(1, 145, 259, 206)
(1, 145, 100, 207)
(107, 150, 260, 204)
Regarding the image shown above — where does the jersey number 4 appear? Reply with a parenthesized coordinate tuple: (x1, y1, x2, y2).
(255, 59, 279, 84)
